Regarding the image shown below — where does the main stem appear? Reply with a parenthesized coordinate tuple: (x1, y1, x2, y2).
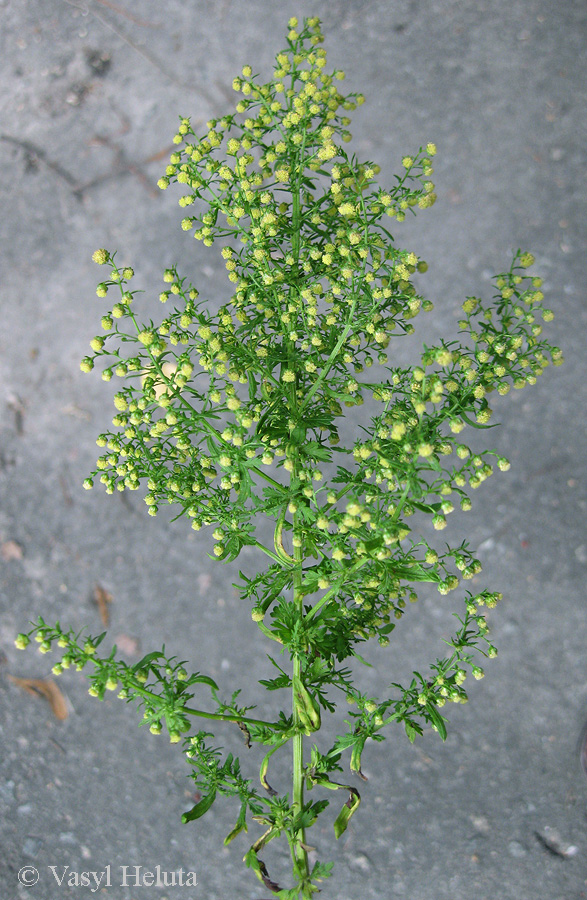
(289, 145, 311, 897)
(292, 519, 309, 889)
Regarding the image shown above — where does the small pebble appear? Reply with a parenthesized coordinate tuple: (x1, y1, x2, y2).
(346, 851, 372, 873)
(22, 836, 43, 857)
(0, 780, 15, 802)
(59, 831, 76, 844)
(535, 826, 578, 858)
(508, 840, 526, 858)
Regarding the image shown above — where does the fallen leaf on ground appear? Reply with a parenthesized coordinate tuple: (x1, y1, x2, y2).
(114, 634, 140, 656)
(197, 573, 212, 594)
(93, 584, 113, 626)
(9, 675, 69, 720)
(1, 540, 23, 561)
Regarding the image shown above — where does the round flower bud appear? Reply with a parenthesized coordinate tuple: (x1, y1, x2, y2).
(15, 633, 30, 650)
(92, 249, 109, 265)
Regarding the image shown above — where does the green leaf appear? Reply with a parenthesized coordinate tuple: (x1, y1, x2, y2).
(459, 410, 498, 430)
(404, 720, 419, 743)
(393, 562, 440, 583)
(306, 773, 360, 839)
(132, 651, 164, 672)
(191, 674, 219, 691)
(426, 703, 447, 740)
(224, 802, 248, 845)
(182, 789, 216, 824)
(351, 651, 373, 668)
(349, 735, 367, 779)
(333, 788, 360, 839)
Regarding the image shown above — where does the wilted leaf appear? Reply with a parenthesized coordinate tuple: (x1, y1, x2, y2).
(9, 675, 69, 720)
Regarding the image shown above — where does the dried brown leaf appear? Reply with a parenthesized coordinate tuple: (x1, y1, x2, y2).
(1, 540, 23, 561)
(93, 584, 113, 626)
(9, 675, 69, 720)
(114, 634, 139, 656)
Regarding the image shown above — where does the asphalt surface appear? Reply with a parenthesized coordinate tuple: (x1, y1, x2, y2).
(1, 1, 586, 899)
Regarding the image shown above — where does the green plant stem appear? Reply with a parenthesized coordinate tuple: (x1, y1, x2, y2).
(292, 504, 310, 893)
(289, 158, 311, 895)
(181, 706, 276, 727)
(299, 293, 358, 415)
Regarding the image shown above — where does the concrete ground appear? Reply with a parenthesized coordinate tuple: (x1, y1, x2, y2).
(1, 1, 586, 898)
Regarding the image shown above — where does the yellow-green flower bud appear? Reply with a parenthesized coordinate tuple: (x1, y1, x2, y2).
(92, 249, 108, 265)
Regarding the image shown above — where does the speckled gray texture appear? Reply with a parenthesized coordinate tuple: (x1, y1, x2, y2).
(1, 1, 586, 898)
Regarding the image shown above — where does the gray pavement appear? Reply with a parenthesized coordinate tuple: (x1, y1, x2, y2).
(1, 1, 586, 898)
